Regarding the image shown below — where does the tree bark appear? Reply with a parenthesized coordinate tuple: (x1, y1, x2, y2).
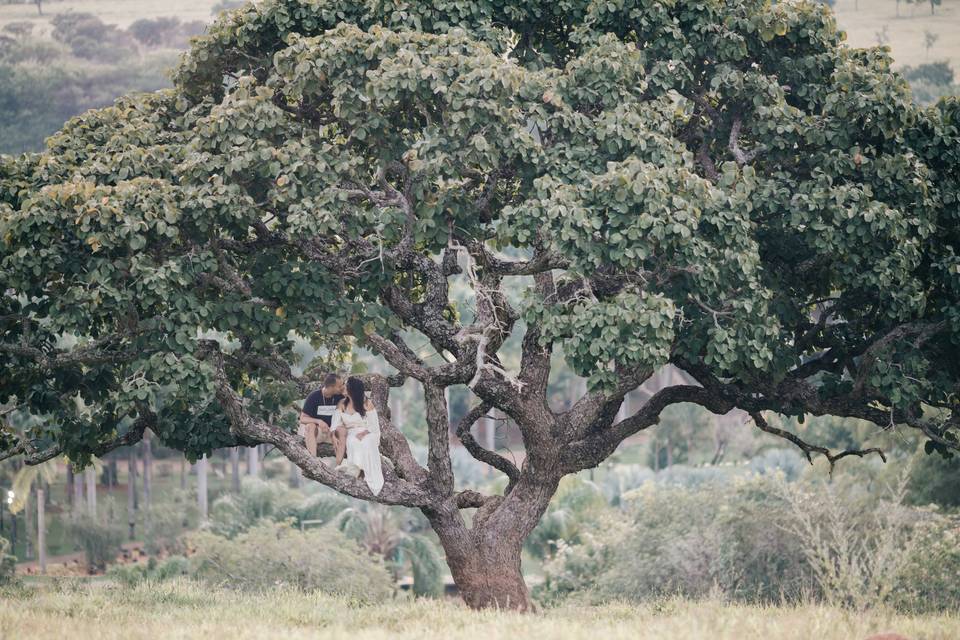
(230, 447, 241, 492)
(73, 467, 84, 515)
(127, 449, 136, 540)
(24, 482, 33, 560)
(247, 446, 259, 477)
(85, 466, 97, 518)
(142, 432, 152, 510)
(65, 465, 74, 510)
(427, 473, 558, 611)
(447, 534, 530, 610)
(197, 456, 208, 521)
(37, 486, 46, 574)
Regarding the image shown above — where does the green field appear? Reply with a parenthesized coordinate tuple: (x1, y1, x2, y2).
(2, 580, 959, 640)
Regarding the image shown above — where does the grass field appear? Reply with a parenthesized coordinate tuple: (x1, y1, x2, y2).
(2, 579, 959, 640)
(1, 0, 959, 71)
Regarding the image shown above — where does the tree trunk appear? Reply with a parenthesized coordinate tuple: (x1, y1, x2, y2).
(230, 447, 241, 492)
(85, 467, 97, 518)
(180, 458, 187, 490)
(37, 487, 46, 574)
(197, 456, 208, 521)
(428, 474, 558, 611)
(66, 465, 74, 510)
(446, 533, 530, 610)
(127, 449, 136, 540)
(142, 432, 152, 510)
(24, 483, 33, 560)
(73, 467, 84, 515)
(247, 446, 259, 476)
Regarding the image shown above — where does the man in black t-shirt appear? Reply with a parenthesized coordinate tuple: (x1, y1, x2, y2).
(299, 373, 346, 461)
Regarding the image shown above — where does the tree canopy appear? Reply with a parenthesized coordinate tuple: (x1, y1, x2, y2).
(2, 0, 959, 610)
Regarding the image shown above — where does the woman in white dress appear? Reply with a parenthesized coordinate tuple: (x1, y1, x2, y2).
(330, 377, 384, 496)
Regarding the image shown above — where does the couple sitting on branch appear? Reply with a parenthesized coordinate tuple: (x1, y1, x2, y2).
(298, 373, 384, 495)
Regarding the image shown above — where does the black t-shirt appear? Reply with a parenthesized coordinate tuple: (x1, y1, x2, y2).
(303, 390, 345, 427)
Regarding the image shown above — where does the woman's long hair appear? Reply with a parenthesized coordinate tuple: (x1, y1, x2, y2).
(345, 377, 366, 417)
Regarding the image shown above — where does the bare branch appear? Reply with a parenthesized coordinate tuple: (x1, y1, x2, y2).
(750, 411, 886, 472)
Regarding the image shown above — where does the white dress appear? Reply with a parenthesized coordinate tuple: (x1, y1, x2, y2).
(331, 407, 384, 495)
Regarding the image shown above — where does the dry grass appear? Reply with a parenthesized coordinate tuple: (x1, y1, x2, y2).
(1, 579, 959, 640)
(1, 0, 959, 72)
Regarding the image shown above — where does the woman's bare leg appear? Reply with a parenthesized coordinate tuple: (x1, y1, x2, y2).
(334, 427, 348, 465)
(304, 423, 318, 457)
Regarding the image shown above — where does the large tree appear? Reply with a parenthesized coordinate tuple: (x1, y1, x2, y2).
(2, 0, 959, 610)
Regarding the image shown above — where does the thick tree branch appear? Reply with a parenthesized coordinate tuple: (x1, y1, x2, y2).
(1, 407, 154, 466)
(454, 402, 520, 491)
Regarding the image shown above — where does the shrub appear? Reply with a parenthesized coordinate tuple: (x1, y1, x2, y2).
(901, 62, 954, 86)
(208, 477, 349, 537)
(144, 493, 197, 555)
(49, 12, 135, 63)
(128, 17, 182, 48)
(188, 520, 394, 600)
(67, 516, 124, 572)
(526, 476, 609, 559)
(889, 512, 960, 613)
(107, 555, 189, 586)
(586, 478, 815, 604)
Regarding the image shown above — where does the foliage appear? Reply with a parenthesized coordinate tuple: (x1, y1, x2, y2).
(889, 512, 960, 613)
(106, 555, 189, 586)
(128, 18, 205, 49)
(143, 493, 197, 555)
(526, 476, 609, 560)
(538, 474, 960, 612)
(67, 515, 125, 572)
(208, 477, 348, 538)
(50, 13, 137, 63)
(902, 62, 954, 87)
(188, 520, 394, 599)
(332, 504, 444, 597)
(906, 447, 960, 508)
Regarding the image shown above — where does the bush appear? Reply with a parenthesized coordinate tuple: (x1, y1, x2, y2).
(128, 18, 206, 50)
(901, 62, 954, 86)
(188, 520, 394, 600)
(526, 476, 609, 559)
(208, 477, 349, 538)
(68, 516, 124, 572)
(107, 555, 189, 586)
(144, 493, 198, 556)
(50, 12, 136, 63)
(587, 477, 815, 604)
(536, 471, 960, 613)
(0, 536, 16, 586)
(889, 512, 960, 613)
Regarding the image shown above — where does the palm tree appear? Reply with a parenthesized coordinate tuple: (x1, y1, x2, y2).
(10, 458, 61, 573)
(333, 504, 444, 597)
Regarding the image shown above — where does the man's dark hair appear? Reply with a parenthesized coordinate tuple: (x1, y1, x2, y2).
(323, 373, 341, 388)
